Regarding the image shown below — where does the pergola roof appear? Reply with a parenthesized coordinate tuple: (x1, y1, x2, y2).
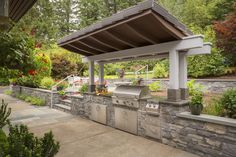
(9, 0, 37, 22)
(58, 0, 193, 57)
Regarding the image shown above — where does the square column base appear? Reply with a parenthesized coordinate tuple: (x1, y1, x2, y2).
(180, 88, 189, 100)
(88, 85, 96, 93)
(167, 89, 181, 102)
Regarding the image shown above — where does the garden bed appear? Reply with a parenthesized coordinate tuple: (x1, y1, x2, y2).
(11, 85, 60, 106)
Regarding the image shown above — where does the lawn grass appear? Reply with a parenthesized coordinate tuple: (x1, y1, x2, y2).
(105, 73, 154, 79)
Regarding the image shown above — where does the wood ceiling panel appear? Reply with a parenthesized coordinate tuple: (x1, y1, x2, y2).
(80, 38, 114, 52)
(58, 1, 192, 56)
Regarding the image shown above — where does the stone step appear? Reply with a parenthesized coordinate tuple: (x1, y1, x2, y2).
(60, 98, 71, 105)
(60, 99, 72, 106)
(53, 104, 71, 113)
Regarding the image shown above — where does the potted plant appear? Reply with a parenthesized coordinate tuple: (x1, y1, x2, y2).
(189, 91, 203, 115)
(58, 90, 66, 100)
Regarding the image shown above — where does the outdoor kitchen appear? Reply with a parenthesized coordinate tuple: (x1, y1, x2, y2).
(69, 84, 162, 140)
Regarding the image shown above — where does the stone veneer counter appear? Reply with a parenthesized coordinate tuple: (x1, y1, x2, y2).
(177, 112, 236, 127)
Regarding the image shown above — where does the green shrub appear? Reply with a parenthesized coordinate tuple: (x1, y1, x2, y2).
(188, 48, 226, 78)
(220, 89, 236, 118)
(104, 63, 123, 75)
(0, 129, 8, 155)
(58, 90, 65, 96)
(15, 53, 52, 88)
(131, 79, 139, 86)
(16, 94, 27, 100)
(0, 100, 11, 129)
(30, 97, 45, 106)
(153, 62, 168, 78)
(4, 90, 12, 95)
(187, 80, 204, 96)
(24, 96, 32, 102)
(5, 124, 60, 157)
(80, 84, 88, 94)
(0, 100, 10, 154)
(0, 99, 59, 157)
(148, 81, 161, 92)
(51, 54, 77, 79)
(0, 32, 35, 73)
(15, 94, 45, 106)
(0, 68, 19, 86)
(0, 78, 9, 86)
(16, 75, 42, 88)
(34, 53, 52, 77)
(40, 77, 55, 90)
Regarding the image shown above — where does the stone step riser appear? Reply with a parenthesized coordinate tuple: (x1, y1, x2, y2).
(59, 99, 72, 107)
(53, 104, 71, 113)
(60, 101, 71, 107)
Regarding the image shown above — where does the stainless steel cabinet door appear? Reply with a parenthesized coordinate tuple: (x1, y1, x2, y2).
(114, 107, 137, 134)
(91, 103, 107, 125)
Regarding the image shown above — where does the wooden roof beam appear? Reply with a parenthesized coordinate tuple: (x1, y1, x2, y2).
(9, 0, 21, 17)
(103, 30, 138, 48)
(12, 0, 31, 21)
(68, 43, 96, 55)
(61, 45, 91, 56)
(88, 36, 121, 51)
(57, 10, 152, 45)
(124, 23, 157, 44)
(9, 0, 18, 11)
(77, 40, 107, 53)
(152, 12, 185, 39)
(87, 35, 204, 61)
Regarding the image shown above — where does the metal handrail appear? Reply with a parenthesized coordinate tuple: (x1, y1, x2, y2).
(51, 74, 74, 90)
(50, 65, 86, 108)
(135, 65, 149, 80)
(50, 74, 75, 108)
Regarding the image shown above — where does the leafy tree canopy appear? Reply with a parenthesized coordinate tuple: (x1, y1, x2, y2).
(0, 31, 35, 73)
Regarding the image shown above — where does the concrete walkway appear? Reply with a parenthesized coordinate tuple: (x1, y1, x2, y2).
(0, 94, 199, 157)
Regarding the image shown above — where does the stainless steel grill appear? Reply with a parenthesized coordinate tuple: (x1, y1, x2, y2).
(113, 85, 151, 134)
(112, 85, 151, 108)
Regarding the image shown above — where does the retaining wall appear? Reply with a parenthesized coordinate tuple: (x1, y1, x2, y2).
(11, 85, 60, 106)
(160, 101, 236, 157)
(11, 86, 236, 157)
(107, 79, 236, 93)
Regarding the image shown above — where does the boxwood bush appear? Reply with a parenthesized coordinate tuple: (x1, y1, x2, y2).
(0, 99, 60, 157)
(40, 77, 55, 90)
(220, 89, 236, 118)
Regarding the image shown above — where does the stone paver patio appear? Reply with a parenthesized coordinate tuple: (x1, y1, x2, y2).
(0, 93, 199, 157)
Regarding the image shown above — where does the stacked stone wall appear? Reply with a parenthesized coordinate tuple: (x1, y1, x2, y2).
(11, 86, 236, 157)
(11, 86, 59, 106)
(160, 101, 236, 157)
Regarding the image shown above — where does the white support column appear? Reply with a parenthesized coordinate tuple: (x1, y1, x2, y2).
(168, 50, 181, 101)
(169, 50, 179, 89)
(179, 53, 187, 89)
(98, 62, 104, 87)
(179, 53, 189, 100)
(88, 60, 95, 92)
